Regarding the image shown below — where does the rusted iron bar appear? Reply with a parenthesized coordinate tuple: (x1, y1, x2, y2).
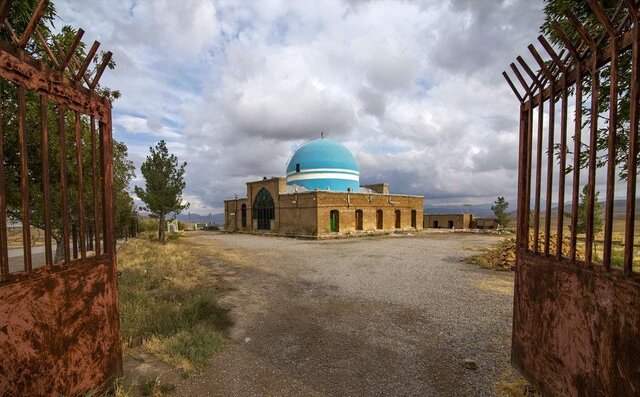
(35, 29, 59, 69)
(17, 85, 32, 274)
(529, 44, 556, 255)
(566, 11, 598, 55)
(552, 21, 582, 62)
(590, 3, 621, 270)
(58, 106, 70, 265)
(570, 65, 583, 262)
(91, 117, 100, 256)
(74, 112, 86, 260)
(101, 109, 115, 257)
(90, 51, 112, 90)
(516, 104, 531, 251)
(503, 72, 524, 103)
(51, 39, 92, 87)
(524, 104, 533, 252)
(556, 74, 569, 259)
(626, 0, 639, 21)
(17, 0, 48, 48)
(0, 106, 8, 280)
(3, 20, 19, 47)
(99, 121, 107, 254)
(585, 69, 599, 266)
(588, 0, 618, 39)
(544, 82, 555, 256)
(76, 41, 99, 83)
(625, 1, 640, 275)
(534, 90, 544, 253)
(60, 29, 84, 72)
(0, 0, 12, 26)
(510, 63, 533, 98)
(40, 95, 52, 269)
(538, 36, 566, 72)
(0, 43, 109, 120)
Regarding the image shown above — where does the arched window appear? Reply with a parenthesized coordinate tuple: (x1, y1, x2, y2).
(355, 209, 363, 231)
(253, 188, 275, 230)
(395, 209, 401, 229)
(330, 210, 340, 232)
(376, 209, 383, 229)
(241, 204, 247, 227)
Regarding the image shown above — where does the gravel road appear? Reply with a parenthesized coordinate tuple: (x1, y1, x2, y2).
(176, 231, 514, 397)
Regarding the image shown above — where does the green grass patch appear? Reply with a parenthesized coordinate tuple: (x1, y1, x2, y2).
(118, 238, 232, 372)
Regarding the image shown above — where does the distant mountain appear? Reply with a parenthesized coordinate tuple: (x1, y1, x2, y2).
(175, 212, 225, 224)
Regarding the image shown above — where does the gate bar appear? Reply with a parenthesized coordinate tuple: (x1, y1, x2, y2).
(529, 45, 556, 255)
(0, 106, 8, 280)
(17, 85, 32, 274)
(58, 106, 70, 265)
(75, 112, 86, 260)
(91, 116, 100, 256)
(40, 95, 52, 269)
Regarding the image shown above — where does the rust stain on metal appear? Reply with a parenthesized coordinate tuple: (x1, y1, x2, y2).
(512, 254, 640, 396)
(0, 262, 121, 396)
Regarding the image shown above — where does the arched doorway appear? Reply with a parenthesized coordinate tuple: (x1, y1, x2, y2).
(241, 204, 247, 227)
(330, 210, 340, 232)
(395, 209, 401, 229)
(253, 188, 275, 230)
(355, 209, 363, 231)
(376, 209, 383, 229)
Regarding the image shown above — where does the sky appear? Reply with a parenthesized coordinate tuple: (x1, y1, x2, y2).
(55, 0, 546, 214)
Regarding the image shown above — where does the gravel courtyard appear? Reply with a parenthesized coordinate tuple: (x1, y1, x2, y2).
(176, 231, 515, 396)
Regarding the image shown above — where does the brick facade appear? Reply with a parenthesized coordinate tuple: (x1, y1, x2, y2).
(224, 177, 424, 237)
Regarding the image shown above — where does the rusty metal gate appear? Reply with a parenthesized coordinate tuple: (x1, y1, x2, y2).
(0, 1, 121, 395)
(503, 0, 640, 395)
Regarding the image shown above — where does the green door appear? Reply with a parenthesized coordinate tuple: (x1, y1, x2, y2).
(330, 210, 339, 232)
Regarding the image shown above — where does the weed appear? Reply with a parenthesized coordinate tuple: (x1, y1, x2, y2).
(140, 377, 175, 396)
(118, 238, 232, 372)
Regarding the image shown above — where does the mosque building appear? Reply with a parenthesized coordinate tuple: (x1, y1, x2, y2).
(224, 138, 424, 237)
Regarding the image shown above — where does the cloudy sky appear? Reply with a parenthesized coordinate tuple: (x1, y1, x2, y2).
(56, 0, 545, 214)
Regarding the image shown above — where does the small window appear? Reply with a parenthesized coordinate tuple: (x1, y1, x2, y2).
(296, 163, 300, 173)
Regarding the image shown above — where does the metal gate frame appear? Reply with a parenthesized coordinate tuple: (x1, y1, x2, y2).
(0, 0, 121, 395)
(503, 1, 640, 395)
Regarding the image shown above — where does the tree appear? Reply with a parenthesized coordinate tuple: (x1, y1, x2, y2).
(565, 184, 603, 234)
(541, 1, 633, 179)
(492, 197, 510, 228)
(135, 141, 189, 243)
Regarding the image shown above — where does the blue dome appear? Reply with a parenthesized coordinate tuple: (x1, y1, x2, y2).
(286, 139, 360, 192)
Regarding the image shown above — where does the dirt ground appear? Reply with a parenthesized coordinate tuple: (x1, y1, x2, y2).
(137, 231, 516, 396)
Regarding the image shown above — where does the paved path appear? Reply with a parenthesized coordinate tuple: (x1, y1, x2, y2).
(175, 232, 515, 397)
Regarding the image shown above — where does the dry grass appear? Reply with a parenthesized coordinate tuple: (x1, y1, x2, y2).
(6, 226, 47, 248)
(476, 277, 513, 295)
(118, 237, 232, 374)
(494, 377, 542, 397)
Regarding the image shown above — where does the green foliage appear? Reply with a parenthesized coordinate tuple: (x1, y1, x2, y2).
(565, 184, 603, 234)
(492, 197, 510, 228)
(135, 141, 189, 243)
(542, 0, 634, 179)
(138, 218, 159, 233)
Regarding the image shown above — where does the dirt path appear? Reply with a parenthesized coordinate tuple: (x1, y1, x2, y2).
(173, 231, 514, 396)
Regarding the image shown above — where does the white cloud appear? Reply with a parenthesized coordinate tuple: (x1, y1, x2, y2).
(54, 0, 545, 212)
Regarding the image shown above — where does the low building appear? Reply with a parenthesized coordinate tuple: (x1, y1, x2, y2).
(423, 213, 473, 229)
(473, 217, 498, 229)
(224, 139, 424, 237)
